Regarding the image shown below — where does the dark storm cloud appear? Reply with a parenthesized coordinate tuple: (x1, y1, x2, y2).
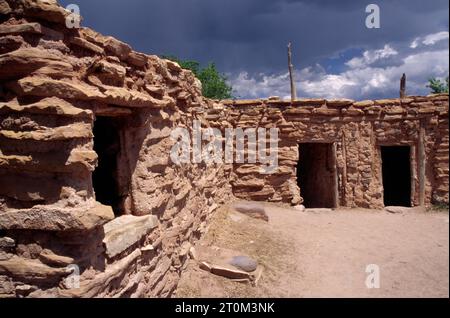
(60, 0, 448, 76)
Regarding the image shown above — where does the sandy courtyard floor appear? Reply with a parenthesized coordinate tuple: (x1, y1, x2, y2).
(175, 203, 449, 298)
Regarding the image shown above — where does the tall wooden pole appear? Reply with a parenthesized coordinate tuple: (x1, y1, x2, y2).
(400, 73, 406, 98)
(287, 42, 297, 101)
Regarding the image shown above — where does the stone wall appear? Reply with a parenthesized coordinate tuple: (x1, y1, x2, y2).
(0, 0, 448, 298)
(219, 96, 449, 208)
(0, 0, 232, 297)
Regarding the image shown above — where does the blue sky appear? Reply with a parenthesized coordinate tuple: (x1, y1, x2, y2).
(59, 0, 449, 99)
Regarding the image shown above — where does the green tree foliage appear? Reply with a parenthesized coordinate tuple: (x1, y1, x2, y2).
(163, 56, 233, 99)
(427, 77, 449, 94)
(197, 63, 233, 100)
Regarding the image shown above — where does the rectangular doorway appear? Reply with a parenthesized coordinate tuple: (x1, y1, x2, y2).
(297, 143, 337, 208)
(92, 116, 124, 216)
(381, 146, 411, 207)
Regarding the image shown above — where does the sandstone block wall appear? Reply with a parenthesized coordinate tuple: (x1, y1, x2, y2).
(219, 96, 449, 208)
(0, 0, 232, 297)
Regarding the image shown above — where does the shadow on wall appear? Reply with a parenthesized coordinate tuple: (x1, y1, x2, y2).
(91, 108, 174, 217)
(297, 143, 337, 209)
(381, 146, 412, 207)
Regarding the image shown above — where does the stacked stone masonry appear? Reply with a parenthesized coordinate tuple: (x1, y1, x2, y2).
(0, 0, 448, 298)
(221, 96, 448, 208)
(0, 0, 232, 298)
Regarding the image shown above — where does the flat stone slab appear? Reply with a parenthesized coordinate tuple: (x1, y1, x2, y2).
(0, 256, 72, 284)
(0, 237, 15, 249)
(0, 203, 114, 231)
(210, 264, 251, 280)
(103, 214, 158, 258)
(384, 206, 425, 214)
(38, 249, 74, 267)
(229, 256, 258, 272)
(195, 245, 261, 282)
(305, 208, 334, 213)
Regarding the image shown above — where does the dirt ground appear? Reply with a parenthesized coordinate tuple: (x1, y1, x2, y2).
(175, 203, 449, 298)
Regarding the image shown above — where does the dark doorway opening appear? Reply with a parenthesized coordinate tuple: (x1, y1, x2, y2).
(297, 143, 337, 208)
(92, 116, 123, 216)
(381, 146, 411, 207)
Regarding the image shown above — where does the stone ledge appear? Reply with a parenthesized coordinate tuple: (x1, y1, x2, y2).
(0, 97, 93, 119)
(0, 22, 43, 36)
(103, 214, 159, 258)
(5, 0, 73, 25)
(0, 256, 72, 284)
(0, 123, 92, 141)
(0, 203, 114, 231)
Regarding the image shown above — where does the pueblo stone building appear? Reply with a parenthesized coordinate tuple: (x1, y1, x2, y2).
(0, 0, 448, 297)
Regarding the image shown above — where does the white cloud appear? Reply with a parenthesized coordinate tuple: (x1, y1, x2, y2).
(345, 45, 398, 69)
(231, 71, 292, 99)
(300, 74, 357, 97)
(410, 31, 449, 48)
(410, 39, 419, 49)
(423, 31, 449, 46)
(230, 32, 449, 100)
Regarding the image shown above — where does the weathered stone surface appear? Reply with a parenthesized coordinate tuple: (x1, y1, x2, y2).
(18, 0, 71, 24)
(7, 77, 105, 100)
(342, 108, 364, 116)
(0, 150, 96, 173)
(235, 165, 262, 175)
(383, 206, 425, 214)
(292, 98, 326, 106)
(93, 104, 132, 117)
(0, 237, 15, 249)
(305, 208, 333, 213)
(0, 256, 71, 284)
(103, 215, 159, 258)
(105, 36, 131, 60)
(0, 203, 114, 231)
(127, 51, 147, 67)
(101, 85, 174, 108)
(327, 99, 354, 107)
(165, 59, 182, 72)
(0, 0, 11, 15)
(231, 177, 265, 189)
(199, 261, 212, 272)
(0, 122, 92, 141)
(40, 249, 142, 298)
(0, 35, 26, 54)
(189, 246, 198, 261)
(229, 255, 258, 272)
(375, 99, 400, 106)
(0, 48, 74, 79)
(69, 37, 104, 54)
(353, 100, 375, 107)
(313, 108, 340, 116)
(145, 85, 164, 96)
(0, 97, 93, 118)
(66, 149, 98, 171)
(209, 264, 251, 280)
(0, 23, 42, 36)
(38, 249, 74, 267)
